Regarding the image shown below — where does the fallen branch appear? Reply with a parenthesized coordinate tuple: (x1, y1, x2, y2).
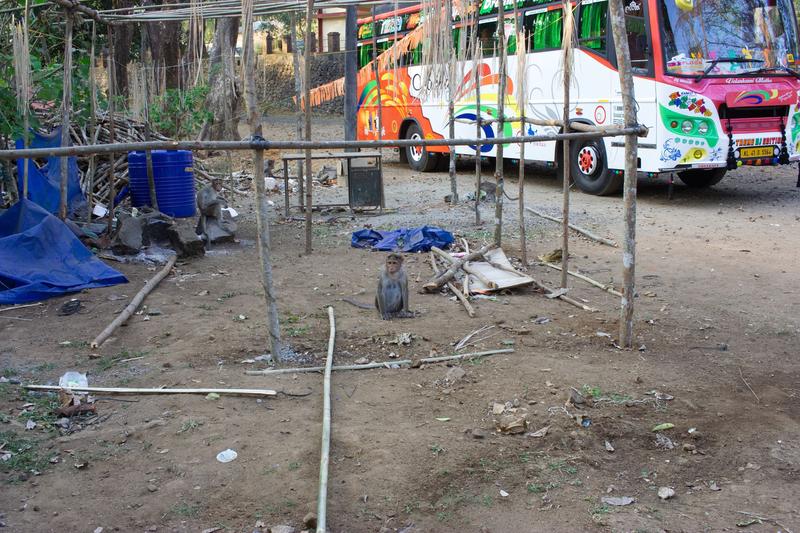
(525, 207, 617, 247)
(24, 385, 277, 397)
(737, 511, 793, 533)
(738, 367, 760, 403)
(317, 306, 335, 533)
(423, 243, 496, 292)
(454, 325, 495, 351)
(90, 254, 177, 348)
(244, 348, 514, 376)
(540, 262, 623, 297)
(432, 247, 497, 289)
(0, 302, 43, 313)
(429, 252, 476, 318)
(530, 277, 598, 312)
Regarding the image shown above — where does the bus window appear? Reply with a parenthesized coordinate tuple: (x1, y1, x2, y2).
(624, 0, 650, 70)
(359, 44, 374, 68)
(527, 9, 563, 51)
(479, 19, 498, 56)
(579, 1, 608, 54)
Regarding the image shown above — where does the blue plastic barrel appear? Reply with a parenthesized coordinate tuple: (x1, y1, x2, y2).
(127, 150, 196, 218)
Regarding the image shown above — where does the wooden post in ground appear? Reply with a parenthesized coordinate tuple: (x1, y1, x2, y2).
(142, 59, 159, 211)
(86, 21, 98, 222)
(242, 0, 284, 360)
(371, 5, 384, 206)
(291, 12, 304, 210)
(106, 25, 118, 236)
(560, 0, 574, 288)
(473, 0, 482, 225)
(59, 9, 74, 220)
(493, 0, 506, 246)
(608, 0, 639, 348)
(20, 0, 31, 201)
(446, 0, 458, 204)
(304, 0, 314, 254)
(514, 3, 528, 265)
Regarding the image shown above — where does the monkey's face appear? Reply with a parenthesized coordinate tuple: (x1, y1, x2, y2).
(386, 258, 402, 275)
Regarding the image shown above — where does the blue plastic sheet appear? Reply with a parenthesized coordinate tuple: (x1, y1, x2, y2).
(16, 127, 83, 215)
(351, 226, 454, 253)
(0, 199, 127, 304)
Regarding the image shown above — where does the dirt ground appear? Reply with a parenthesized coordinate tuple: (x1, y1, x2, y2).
(2, 115, 799, 533)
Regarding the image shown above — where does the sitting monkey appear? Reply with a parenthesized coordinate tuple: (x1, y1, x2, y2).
(196, 178, 227, 241)
(343, 253, 415, 320)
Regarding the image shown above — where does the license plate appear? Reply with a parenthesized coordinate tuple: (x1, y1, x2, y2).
(740, 146, 776, 159)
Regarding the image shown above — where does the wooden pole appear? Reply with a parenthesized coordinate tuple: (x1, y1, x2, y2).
(493, 0, 506, 246)
(430, 252, 476, 317)
(242, 0, 284, 360)
(473, 0, 482, 225)
(560, 0, 573, 288)
(608, 0, 639, 347)
(21, 0, 31, 200)
(291, 12, 304, 209)
(25, 385, 277, 397)
(86, 21, 97, 222)
(514, 3, 528, 265)
(524, 206, 617, 246)
(422, 243, 496, 291)
(142, 61, 160, 211)
(447, 0, 458, 204)
(91, 255, 177, 348)
(316, 306, 335, 533)
(106, 25, 117, 236)
(540, 261, 623, 297)
(371, 5, 384, 207)
(304, 0, 314, 254)
(59, 10, 73, 220)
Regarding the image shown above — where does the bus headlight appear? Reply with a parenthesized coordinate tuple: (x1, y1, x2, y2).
(681, 120, 693, 134)
(697, 122, 709, 135)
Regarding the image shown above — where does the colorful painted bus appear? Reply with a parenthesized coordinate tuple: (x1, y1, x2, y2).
(356, 0, 800, 194)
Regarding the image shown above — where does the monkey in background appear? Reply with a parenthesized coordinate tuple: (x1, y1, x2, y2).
(343, 253, 415, 320)
(196, 177, 226, 240)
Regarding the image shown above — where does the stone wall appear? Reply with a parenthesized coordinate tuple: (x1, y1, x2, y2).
(257, 53, 344, 116)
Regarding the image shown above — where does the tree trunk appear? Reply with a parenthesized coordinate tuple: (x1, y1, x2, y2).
(141, 0, 183, 91)
(199, 18, 241, 141)
(111, 0, 134, 97)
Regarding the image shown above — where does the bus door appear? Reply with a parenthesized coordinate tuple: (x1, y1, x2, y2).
(606, 0, 659, 171)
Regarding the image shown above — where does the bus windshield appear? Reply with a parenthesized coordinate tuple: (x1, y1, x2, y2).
(660, 0, 799, 76)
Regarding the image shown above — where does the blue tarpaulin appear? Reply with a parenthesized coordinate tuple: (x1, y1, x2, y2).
(16, 127, 83, 215)
(0, 199, 127, 304)
(351, 226, 454, 253)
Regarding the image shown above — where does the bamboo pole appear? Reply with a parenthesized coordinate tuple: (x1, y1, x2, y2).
(21, 0, 31, 199)
(86, 21, 97, 222)
(245, 349, 514, 376)
(514, 3, 528, 265)
(304, 0, 314, 254)
(59, 10, 74, 220)
(25, 385, 277, 397)
(560, 0, 573, 288)
(430, 252, 476, 318)
(524, 207, 617, 246)
(447, 0, 458, 204)
(141, 60, 160, 211)
(316, 306, 335, 533)
(431, 247, 496, 289)
(493, 0, 506, 246)
(91, 255, 177, 349)
(291, 12, 304, 209)
(106, 25, 118, 235)
(371, 4, 384, 210)
(473, 0, 482, 225)
(608, 0, 639, 347)
(1, 128, 648, 160)
(540, 261, 623, 297)
(242, 0, 284, 360)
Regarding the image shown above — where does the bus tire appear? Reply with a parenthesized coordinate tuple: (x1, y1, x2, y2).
(404, 123, 439, 172)
(677, 168, 726, 188)
(570, 138, 622, 195)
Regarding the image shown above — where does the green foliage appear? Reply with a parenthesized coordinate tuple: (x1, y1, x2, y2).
(148, 86, 212, 139)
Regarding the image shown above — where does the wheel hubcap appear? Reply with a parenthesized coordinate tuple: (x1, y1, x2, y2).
(409, 133, 423, 161)
(578, 146, 598, 175)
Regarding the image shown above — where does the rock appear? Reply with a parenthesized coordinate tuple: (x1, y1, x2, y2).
(147, 484, 158, 493)
(202, 215, 237, 244)
(139, 209, 174, 244)
(657, 487, 675, 500)
(469, 428, 488, 439)
(167, 219, 205, 258)
(444, 366, 466, 384)
(604, 440, 615, 453)
(491, 402, 506, 415)
(111, 215, 144, 255)
(682, 443, 696, 452)
(354, 357, 370, 365)
(568, 387, 586, 406)
(302, 512, 317, 529)
(495, 413, 528, 434)
(269, 526, 296, 533)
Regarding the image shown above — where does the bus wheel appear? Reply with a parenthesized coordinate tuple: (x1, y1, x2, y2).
(405, 123, 439, 172)
(570, 139, 622, 195)
(677, 168, 726, 188)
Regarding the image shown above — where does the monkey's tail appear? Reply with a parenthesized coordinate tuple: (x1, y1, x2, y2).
(503, 189, 519, 201)
(341, 298, 375, 310)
